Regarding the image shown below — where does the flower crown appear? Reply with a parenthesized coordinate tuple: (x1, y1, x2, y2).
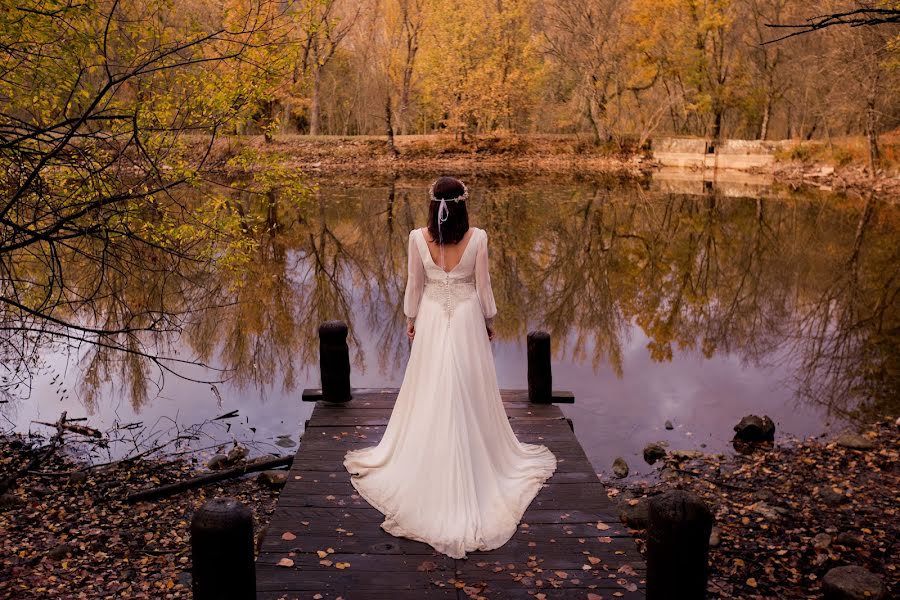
(428, 179, 469, 203)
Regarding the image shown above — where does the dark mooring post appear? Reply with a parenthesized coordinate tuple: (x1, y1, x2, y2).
(647, 490, 713, 600)
(527, 331, 552, 404)
(191, 497, 255, 600)
(319, 320, 352, 403)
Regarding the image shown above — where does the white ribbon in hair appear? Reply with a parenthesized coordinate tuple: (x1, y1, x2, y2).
(428, 179, 469, 269)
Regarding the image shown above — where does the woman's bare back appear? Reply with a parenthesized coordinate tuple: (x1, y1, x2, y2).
(420, 227, 476, 273)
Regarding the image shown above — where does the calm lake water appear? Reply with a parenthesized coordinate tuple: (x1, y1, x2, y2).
(4, 173, 898, 480)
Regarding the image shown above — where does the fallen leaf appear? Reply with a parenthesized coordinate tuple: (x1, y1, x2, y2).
(417, 561, 438, 572)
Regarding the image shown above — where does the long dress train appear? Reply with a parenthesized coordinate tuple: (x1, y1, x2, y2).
(342, 226, 557, 560)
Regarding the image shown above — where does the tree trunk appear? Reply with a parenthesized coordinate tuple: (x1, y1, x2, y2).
(263, 100, 276, 143)
(711, 106, 723, 140)
(759, 95, 771, 140)
(400, 47, 416, 136)
(385, 95, 399, 157)
(586, 96, 602, 145)
(399, 74, 412, 136)
(310, 67, 322, 136)
(866, 71, 880, 179)
(281, 102, 291, 135)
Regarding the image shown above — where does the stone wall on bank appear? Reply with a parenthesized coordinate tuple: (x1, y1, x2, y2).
(651, 137, 791, 171)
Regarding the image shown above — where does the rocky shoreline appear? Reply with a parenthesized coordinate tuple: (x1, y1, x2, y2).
(601, 420, 898, 599)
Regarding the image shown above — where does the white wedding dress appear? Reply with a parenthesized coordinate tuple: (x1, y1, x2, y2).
(342, 226, 558, 559)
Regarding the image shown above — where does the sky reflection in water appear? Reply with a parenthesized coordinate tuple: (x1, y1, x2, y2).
(6, 175, 897, 479)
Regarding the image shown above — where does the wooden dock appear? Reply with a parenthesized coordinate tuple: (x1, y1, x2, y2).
(255, 388, 647, 599)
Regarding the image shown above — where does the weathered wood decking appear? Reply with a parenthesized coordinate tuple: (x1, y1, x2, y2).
(256, 389, 647, 599)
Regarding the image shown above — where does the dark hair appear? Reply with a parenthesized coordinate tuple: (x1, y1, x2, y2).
(427, 176, 470, 244)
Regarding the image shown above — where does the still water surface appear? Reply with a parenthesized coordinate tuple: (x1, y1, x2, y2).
(5, 175, 898, 479)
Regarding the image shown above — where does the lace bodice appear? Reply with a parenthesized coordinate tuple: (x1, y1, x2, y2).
(403, 227, 497, 324)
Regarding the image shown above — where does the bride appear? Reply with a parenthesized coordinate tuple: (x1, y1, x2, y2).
(342, 176, 557, 560)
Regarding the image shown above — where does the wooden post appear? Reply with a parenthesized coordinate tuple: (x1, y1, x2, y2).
(319, 320, 352, 403)
(647, 490, 713, 600)
(527, 331, 552, 404)
(191, 497, 255, 600)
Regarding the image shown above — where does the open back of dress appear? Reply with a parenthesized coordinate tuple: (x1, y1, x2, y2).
(342, 227, 558, 559)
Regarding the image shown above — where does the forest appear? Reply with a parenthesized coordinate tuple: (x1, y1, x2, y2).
(3, 0, 899, 146)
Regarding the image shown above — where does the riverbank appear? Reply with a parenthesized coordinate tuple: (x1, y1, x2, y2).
(191, 133, 900, 198)
(0, 434, 285, 599)
(197, 133, 652, 180)
(602, 420, 898, 599)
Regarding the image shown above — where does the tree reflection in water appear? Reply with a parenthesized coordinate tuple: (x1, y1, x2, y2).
(1, 175, 897, 428)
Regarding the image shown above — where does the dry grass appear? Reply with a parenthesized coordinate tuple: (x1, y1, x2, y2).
(775, 134, 900, 171)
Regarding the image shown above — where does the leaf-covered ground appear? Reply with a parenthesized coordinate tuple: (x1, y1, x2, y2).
(0, 436, 281, 599)
(607, 421, 899, 599)
(3, 422, 897, 599)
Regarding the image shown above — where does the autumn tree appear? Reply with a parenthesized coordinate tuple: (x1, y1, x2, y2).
(417, 0, 543, 137)
(540, 1, 629, 142)
(0, 0, 299, 376)
(383, 0, 430, 135)
(628, 0, 749, 139)
(294, 0, 361, 135)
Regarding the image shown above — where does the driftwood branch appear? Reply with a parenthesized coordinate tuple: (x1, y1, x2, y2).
(125, 454, 293, 503)
(34, 420, 102, 438)
(0, 412, 67, 495)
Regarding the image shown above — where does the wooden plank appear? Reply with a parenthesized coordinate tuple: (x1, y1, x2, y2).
(275, 483, 612, 508)
(260, 517, 634, 545)
(258, 591, 458, 600)
(286, 455, 594, 475)
(272, 494, 610, 512)
(305, 411, 567, 428)
(257, 388, 645, 598)
(269, 480, 607, 498)
(304, 420, 574, 431)
(298, 429, 578, 447)
(287, 468, 600, 485)
(298, 439, 589, 456)
(302, 388, 576, 404)
(315, 394, 561, 412)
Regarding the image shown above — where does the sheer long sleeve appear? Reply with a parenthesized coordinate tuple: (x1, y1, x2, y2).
(475, 229, 498, 326)
(403, 230, 425, 324)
